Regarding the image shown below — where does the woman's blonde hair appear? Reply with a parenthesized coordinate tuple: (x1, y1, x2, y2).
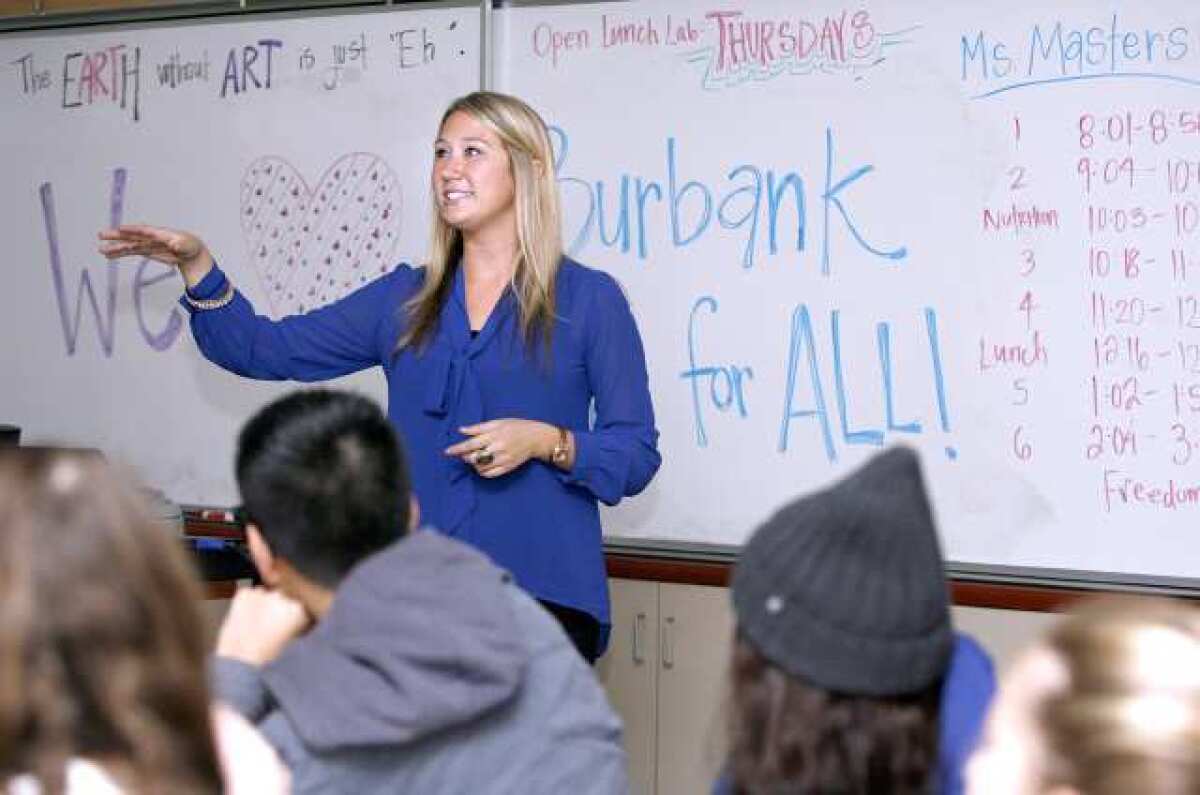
(0, 449, 223, 794)
(1038, 596, 1200, 795)
(400, 91, 563, 352)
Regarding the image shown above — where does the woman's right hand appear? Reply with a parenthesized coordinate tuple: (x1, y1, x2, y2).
(98, 224, 214, 289)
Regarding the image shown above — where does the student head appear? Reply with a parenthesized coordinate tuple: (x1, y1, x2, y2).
(235, 389, 413, 601)
(727, 445, 953, 794)
(406, 90, 562, 350)
(968, 596, 1200, 795)
(0, 448, 222, 793)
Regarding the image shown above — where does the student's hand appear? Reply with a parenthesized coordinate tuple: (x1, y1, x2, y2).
(215, 587, 311, 667)
(445, 419, 560, 478)
(97, 224, 214, 288)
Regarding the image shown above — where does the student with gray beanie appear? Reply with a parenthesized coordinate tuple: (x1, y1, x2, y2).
(719, 445, 992, 795)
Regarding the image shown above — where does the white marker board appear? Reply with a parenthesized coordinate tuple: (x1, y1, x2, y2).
(1, 4, 479, 503)
(496, 0, 1200, 580)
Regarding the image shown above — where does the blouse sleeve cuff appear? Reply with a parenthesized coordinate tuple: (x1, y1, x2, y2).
(558, 431, 619, 505)
(185, 263, 228, 301)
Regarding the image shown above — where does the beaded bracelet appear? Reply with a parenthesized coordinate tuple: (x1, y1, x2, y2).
(182, 281, 235, 311)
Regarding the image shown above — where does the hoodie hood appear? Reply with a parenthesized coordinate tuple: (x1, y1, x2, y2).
(261, 530, 527, 751)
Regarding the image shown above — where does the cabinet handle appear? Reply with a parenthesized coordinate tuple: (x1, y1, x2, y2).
(662, 616, 675, 670)
(632, 611, 646, 665)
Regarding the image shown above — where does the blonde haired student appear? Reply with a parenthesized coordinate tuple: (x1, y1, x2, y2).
(969, 595, 1200, 795)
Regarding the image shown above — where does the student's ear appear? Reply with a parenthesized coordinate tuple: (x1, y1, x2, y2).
(245, 524, 281, 588)
(408, 496, 421, 532)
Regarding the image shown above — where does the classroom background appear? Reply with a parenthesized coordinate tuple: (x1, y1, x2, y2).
(5, 1, 1200, 791)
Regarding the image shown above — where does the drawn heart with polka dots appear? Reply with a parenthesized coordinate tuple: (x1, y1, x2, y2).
(239, 153, 402, 317)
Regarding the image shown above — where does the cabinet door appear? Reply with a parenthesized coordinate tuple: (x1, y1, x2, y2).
(597, 578, 659, 795)
(656, 583, 734, 795)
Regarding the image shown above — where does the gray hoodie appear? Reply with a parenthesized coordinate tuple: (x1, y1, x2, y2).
(211, 530, 628, 795)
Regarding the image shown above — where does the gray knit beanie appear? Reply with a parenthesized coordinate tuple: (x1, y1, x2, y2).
(731, 445, 952, 695)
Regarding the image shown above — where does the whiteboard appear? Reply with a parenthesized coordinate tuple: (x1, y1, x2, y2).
(496, 0, 1200, 578)
(1, 5, 479, 504)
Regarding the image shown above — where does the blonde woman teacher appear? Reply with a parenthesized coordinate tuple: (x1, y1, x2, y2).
(99, 92, 661, 663)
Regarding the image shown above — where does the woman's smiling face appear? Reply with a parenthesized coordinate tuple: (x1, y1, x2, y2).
(432, 111, 517, 237)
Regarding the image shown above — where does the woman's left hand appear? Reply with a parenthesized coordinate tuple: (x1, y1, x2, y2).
(445, 419, 556, 478)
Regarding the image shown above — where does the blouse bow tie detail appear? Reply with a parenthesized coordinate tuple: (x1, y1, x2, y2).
(422, 269, 516, 534)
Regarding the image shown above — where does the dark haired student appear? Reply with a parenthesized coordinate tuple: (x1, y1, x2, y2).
(99, 91, 660, 663)
(212, 388, 627, 794)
